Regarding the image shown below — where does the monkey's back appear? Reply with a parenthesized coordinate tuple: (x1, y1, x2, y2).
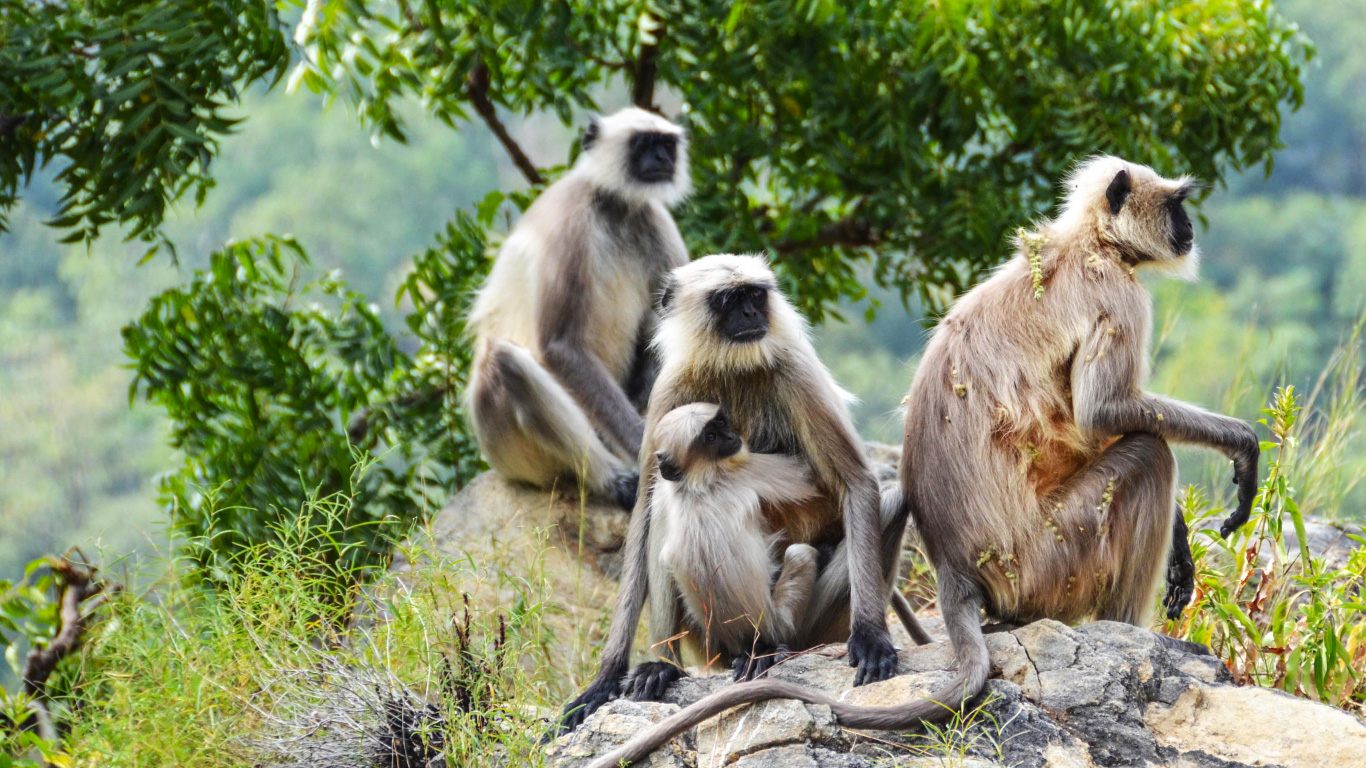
(467, 176, 686, 382)
(901, 247, 1149, 622)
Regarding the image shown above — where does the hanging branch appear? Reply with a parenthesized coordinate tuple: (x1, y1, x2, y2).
(466, 60, 544, 186)
(20, 554, 115, 745)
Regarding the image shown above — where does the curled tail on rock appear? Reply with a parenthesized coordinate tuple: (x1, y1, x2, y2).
(585, 630, 989, 768)
(584, 500, 992, 768)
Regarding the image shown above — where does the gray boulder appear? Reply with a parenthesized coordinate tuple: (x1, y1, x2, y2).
(548, 620, 1366, 768)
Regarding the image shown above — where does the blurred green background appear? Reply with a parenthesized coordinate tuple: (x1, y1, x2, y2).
(1, 0, 1362, 580)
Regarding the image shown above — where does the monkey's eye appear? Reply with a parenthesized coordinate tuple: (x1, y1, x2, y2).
(705, 431, 717, 444)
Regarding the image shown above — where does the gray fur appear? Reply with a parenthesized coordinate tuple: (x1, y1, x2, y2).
(466, 108, 689, 502)
(585, 158, 1259, 766)
(562, 255, 930, 737)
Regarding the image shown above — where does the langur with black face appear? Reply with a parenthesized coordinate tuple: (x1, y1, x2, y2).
(560, 254, 931, 735)
(466, 107, 690, 509)
(582, 157, 1260, 768)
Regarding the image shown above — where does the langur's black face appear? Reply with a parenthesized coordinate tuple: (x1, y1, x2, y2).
(709, 284, 769, 343)
(629, 132, 678, 184)
(693, 410, 742, 462)
(1166, 186, 1194, 255)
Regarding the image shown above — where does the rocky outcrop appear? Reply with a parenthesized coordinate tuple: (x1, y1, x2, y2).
(547, 620, 1366, 768)
(400, 457, 1366, 767)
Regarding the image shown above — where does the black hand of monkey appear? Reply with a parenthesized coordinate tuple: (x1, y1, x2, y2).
(1219, 424, 1260, 539)
(610, 471, 640, 511)
(558, 676, 621, 733)
(848, 623, 898, 686)
(732, 643, 791, 682)
(1163, 511, 1195, 620)
(623, 661, 683, 701)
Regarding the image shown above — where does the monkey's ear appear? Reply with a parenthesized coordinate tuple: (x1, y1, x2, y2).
(582, 119, 601, 151)
(1106, 169, 1131, 215)
(657, 274, 677, 312)
(656, 452, 684, 482)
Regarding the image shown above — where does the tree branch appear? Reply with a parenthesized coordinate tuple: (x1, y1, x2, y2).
(20, 555, 115, 745)
(631, 29, 663, 111)
(772, 216, 878, 255)
(466, 61, 544, 186)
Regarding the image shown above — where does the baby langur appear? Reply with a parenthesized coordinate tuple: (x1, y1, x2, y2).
(582, 158, 1259, 768)
(466, 107, 690, 509)
(645, 402, 820, 692)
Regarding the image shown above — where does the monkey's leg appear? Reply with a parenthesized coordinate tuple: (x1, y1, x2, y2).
(471, 341, 637, 508)
(624, 585, 685, 702)
(770, 543, 819, 640)
(1049, 432, 1177, 626)
(730, 543, 820, 682)
(798, 484, 929, 647)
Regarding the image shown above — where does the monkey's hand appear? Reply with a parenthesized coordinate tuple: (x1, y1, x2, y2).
(610, 470, 640, 511)
(848, 623, 898, 686)
(732, 643, 791, 682)
(558, 676, 621, 733)
(622, 661, 683, 702)
(1163, 512, 1195, 620)
(1219, 423, 1261, 539)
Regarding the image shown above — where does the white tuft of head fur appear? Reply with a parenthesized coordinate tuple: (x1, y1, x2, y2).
(653, 254, 810, 374)
(572, 107, 691, 207)
(1051, 154, 1201, 279)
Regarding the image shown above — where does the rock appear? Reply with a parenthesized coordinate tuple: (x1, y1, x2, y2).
(551, 620, 1366, 768)
(388, 471, 630, 673)
(1145, 684, 1366, 768)
(548, 699, 693, 768)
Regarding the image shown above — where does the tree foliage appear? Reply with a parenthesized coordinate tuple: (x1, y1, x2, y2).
(2, 1, 1313, 573)
(296, 0, 1310, 315)
(122, 235, 482, 581)
(0, 0, 288, 248)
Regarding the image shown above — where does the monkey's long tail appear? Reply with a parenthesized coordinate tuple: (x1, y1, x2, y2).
(583, 645, 990, 768)
(890, 590, 935, 646)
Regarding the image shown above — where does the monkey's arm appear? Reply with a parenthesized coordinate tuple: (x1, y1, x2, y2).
(798, 379, 898, 686)
(741, 454, 819, 507)
(538, 241, 646, 457)
(1072, 318, 1259, 537)
(622, 326, 661, 413)
(622, 574, 684, 702)
(558, 458, 656, 731)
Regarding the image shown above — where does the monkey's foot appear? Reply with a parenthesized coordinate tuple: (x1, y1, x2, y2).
(1155, 633, 1212, 657)
(558, 676, 622, 733)
(848, 624, 898, 686)
(623, 661, 683, 701)
(1164, 536, 1195, 621)
(732, 644, 791, 682)
(609, 471, 640, 511)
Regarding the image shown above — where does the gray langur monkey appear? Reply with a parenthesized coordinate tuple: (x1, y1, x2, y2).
(559, 254, 932, 735)
(646, 402, 822, 687)
(580, 157, 1259, 768)
(466, 107, 690, 509)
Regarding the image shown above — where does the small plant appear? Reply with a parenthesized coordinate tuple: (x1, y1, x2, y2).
(1167, 383, 1366, 712)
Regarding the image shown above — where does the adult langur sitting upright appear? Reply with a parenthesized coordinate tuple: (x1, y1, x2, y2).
(560, 254, 928, 734)
(466, 107, 690, 509)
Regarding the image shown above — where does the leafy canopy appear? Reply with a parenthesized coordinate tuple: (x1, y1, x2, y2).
(296, 0, 1310, 316)
(0, 0, 288, 251)
(2, 0, 1311, 573)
